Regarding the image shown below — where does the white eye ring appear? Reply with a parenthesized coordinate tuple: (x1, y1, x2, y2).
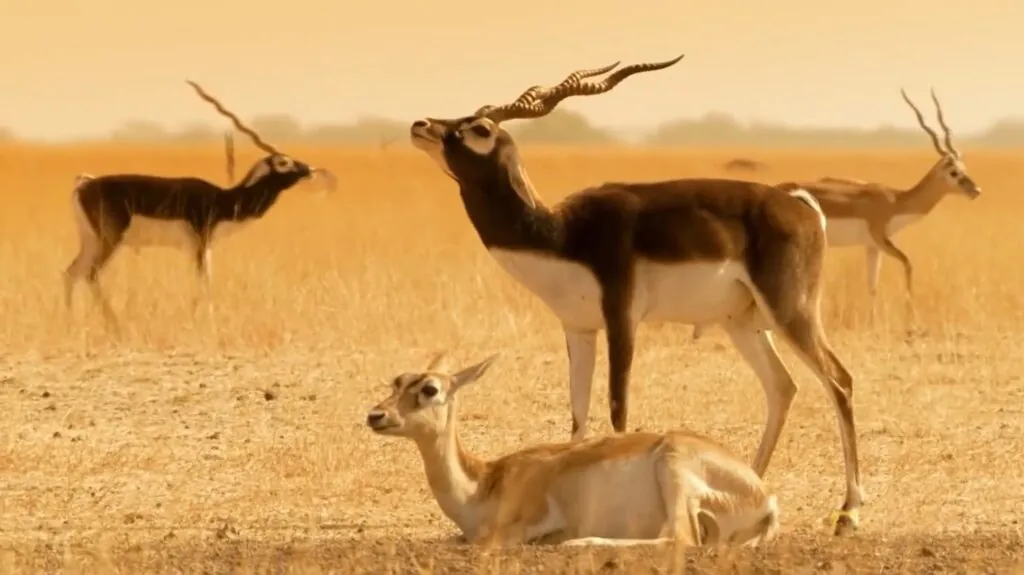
(273, 156, 295, 171)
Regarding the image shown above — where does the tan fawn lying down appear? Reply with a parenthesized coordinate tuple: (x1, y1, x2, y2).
(365, 353, 780, 547)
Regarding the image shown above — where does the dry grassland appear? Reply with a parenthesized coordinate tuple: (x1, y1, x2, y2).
(0, 142, 1022, 573)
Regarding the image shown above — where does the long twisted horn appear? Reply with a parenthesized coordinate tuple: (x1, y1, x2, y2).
(186, 80, 281, 155)
(481, 54, 684, 123)
(900, 88, 945, 156)
(224, 132, 235, 182)
(475, 61, 620, 117)
(929, 88, 960, 158)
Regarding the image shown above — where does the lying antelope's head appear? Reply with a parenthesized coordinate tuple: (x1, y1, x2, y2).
(901, 88, 980, 200)
(186, 80, 338, 192)
(409, 55, 685, 208)
(366, 353, 499, 439)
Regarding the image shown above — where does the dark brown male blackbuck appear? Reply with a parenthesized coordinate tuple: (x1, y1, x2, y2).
(64, 81, 335, 330)
(408, 54, 863, 534)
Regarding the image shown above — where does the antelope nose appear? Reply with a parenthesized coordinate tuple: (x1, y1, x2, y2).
(366, 411, 386, 427)
(412, 120, 429, 129)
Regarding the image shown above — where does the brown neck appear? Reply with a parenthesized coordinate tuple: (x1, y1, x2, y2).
(897, 162, 955, 215)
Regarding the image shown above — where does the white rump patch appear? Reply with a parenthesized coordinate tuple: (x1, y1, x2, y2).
(787, 188, 827, 231)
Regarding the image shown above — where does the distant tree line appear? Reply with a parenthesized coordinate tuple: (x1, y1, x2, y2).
(4, 109, 1024, 148)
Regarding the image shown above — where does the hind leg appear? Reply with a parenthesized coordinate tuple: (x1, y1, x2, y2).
(776, 309, 862, 535)
(64, 253, 85, 312)
(85, 239, 122, 335)
(723, 305, 799, 477)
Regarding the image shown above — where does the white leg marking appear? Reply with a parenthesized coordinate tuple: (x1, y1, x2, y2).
(566, 329, 598, 441)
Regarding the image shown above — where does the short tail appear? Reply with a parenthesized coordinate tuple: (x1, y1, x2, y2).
(73, 173, 96, 191)
(786, 187, 827, 232)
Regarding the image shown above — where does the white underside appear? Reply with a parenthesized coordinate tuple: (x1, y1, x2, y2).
(826, 214, 922, 247)
(120, 216, 249, 250)
(521, 453, 775, 545)
(488, 248, 761, 332)
(546, 455, 666, 539)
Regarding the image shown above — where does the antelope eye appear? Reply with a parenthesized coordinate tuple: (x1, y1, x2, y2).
(470, 124, 492, 138)
(420, 385, 438, 398)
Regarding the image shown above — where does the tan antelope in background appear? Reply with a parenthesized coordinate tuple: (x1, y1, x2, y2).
(408, 54, 862, 534)
(783, 89, 980, 314)
(366, 353, 780, 548)
(692, 89, 980, 340)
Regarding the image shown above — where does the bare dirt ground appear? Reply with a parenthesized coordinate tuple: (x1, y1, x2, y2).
(1, 145, 1022, 573)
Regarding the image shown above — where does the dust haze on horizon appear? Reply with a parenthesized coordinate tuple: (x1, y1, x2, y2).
(1, 0, 1021, 141)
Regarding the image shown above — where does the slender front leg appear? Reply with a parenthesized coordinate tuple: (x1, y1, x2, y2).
(192, 242, 213, 315)
(864, 245, 882, 299)
(565, 328, 598, 441)
(603, 298, 636, 434)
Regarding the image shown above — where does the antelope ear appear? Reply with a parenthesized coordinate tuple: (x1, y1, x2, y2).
(500, 147, 539, 209)
(425, 351, 451, 374)
(696, 509, 720, 545)
(448, 354, 500, 396)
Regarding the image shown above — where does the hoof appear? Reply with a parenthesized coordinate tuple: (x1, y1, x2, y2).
(828, 509, 859, 536)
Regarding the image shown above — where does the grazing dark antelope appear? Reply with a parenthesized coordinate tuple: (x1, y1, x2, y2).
(791, 89, 980, 307)
(408, 55, 862, 534)
(64, 81, 336, 329)
(367, 352, 780, 548)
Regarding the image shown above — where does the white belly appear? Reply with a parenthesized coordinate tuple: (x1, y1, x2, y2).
(123, 216, 197, 250)
(121, 217, 249, 250)
(635, 260, 753, 324)
(487, 249, 754, 330)
(211, 220, 250, 243)
(826, 215, 922, 247)
(554, 456, 665, 538)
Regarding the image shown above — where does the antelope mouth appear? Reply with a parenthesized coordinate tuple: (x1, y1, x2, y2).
(409, 122, 443, 149)
(367, 420, 400, 433)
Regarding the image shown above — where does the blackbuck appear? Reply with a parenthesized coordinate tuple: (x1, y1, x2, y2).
(63, 81, 336, 329)
(408, 55, 863, 534)
(791, 89, 980, 309)
(367, 352, 780, 548)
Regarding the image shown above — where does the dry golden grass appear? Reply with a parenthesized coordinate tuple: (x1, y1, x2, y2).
(1, 142, 1022, 573)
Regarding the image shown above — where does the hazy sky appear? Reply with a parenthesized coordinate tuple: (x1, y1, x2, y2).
(2, 0, 1021, 141)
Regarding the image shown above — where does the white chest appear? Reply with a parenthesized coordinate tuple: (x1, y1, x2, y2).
(826, 214, 923, 247)
(488, 248, 605, 329)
